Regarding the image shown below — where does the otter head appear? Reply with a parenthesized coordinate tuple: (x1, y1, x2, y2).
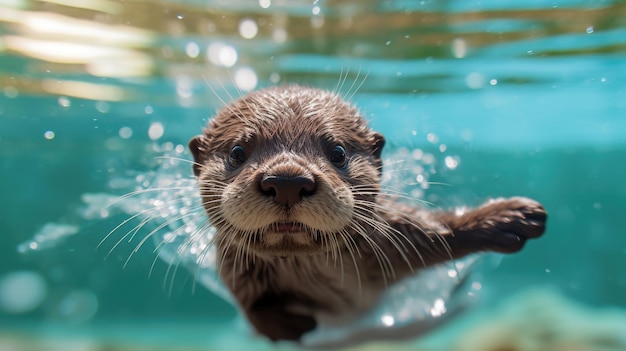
(189, 85, 385, 257)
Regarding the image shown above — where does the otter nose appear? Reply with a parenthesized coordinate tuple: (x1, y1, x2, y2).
(260, 175, 316, 206)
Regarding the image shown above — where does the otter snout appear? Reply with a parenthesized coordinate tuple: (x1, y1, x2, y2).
(259, 175, 316, 206)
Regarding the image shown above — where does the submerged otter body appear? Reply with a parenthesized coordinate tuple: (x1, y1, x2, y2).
(189, 85, 547, 341)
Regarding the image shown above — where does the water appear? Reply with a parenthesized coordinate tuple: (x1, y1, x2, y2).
(1, 0, 626, 350)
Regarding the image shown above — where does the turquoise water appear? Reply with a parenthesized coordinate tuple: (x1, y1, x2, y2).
(1, 0, 626, 350)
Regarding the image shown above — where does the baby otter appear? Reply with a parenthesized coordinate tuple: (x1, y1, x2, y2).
(189, 85, 547, 341)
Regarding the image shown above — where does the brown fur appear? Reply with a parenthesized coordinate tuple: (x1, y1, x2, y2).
(189, 85, 547, 341)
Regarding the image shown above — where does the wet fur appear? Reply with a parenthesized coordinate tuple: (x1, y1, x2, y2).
(189, 85, 547, 341)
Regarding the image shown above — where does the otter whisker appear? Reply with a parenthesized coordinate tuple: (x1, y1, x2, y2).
(201, 73, 230, 110)
(334, 65, 351, 96)
(352, 206, 416, 271)
(365, 199, 455, 266)
(347, 213, 395, 284)
(189, 224, 220, 295)
(337, 230, 362, 293)
(343, 65, 362, 101)
(123, 210, 206, 269)
(351, 184, 434, 207)
(345, 66, 370, 103)
(243, 229, 254, 270)
(163, 250, 185, 297)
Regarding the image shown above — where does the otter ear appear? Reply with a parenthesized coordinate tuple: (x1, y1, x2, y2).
(189, 135, 208, 177)
(372, 132, 385, 159)
(371, 132, 385, 174)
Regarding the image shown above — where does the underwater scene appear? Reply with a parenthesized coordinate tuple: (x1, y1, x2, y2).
(1, 0, 626, 350)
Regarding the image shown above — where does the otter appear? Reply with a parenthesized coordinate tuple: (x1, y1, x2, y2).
(188, 85, 547, 342)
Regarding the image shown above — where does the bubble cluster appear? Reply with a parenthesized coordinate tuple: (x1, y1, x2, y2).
(17, 222, 79, 253)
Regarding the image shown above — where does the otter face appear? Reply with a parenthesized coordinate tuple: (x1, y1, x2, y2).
(189, 85, 384, 257)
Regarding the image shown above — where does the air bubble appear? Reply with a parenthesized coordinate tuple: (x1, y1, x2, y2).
(234, 67, 258, 92)
(95, 101, 110, 113)
(207, 43, 238, 67)
(58, 290, 98, 324)
(239, 19, 258, 39)
(381, 315, 394, 326)
(270, 72, 281, 83)
(451, 38, 467, 58)
(58, 96, 71, 107)
(412, 149, 423, 160)
(445, 156, 459, 170)
(0, 271, 47, 314)
(176, 76, 193, 99)
(273, 28, 287, 43)
(430, 298, 446, 317)
(185, 42, 200, 58)
(44, 131, 55, 140)
(422, 153, 435, 165)
(118, 127, 133, 139)
(465, 72, 486, 89)
(3, 86, 18, 98)
(148, 122, 164, 140)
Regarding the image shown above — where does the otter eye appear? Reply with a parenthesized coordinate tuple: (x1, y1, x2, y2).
(329, 145, 347, 168)
(228, 145, 247, 168)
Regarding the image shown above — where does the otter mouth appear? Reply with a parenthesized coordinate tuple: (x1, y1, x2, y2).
(236, 221, 328, 256)
(268, 221, 308, 233)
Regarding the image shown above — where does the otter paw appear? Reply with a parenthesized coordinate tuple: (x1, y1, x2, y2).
(472, 196, 547, 253)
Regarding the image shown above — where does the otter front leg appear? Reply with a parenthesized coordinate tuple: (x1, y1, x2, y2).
(245, 294, 317, 341)
(381, 197, 547, 273)
(438, 196, 547, 257)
